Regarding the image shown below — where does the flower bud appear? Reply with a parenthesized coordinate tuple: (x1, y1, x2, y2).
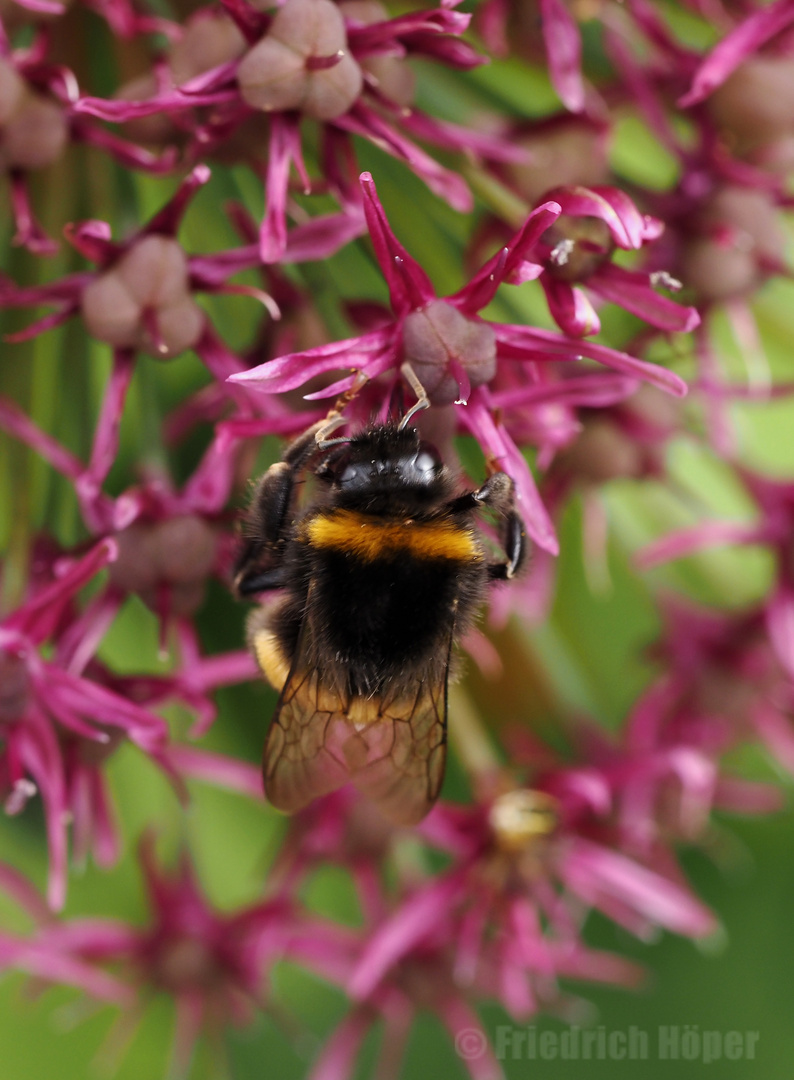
(116, 13, 250, 147)
(554, 419, 646, 484)
(401, 299, 496, 405)
(505, 121, 609, 204)
(0, 58, 26, 127)
(110, 515, 218, 616)
(81, 236, 205, 358)
(1, 90, 68, 171)
(237, 0, 363, 120)
(679, 186, 785, 303)
(155, 516, 218, 586)
(170, 11, 248, 86)
(708, 56, 794, 158)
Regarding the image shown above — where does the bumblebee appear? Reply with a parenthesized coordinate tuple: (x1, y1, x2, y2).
(234, 405, 526, 826)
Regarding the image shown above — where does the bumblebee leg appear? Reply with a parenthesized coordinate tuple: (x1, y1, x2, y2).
(447, 473, 527, 580)
(234, 422, 327, 596)
(487, 508, 526, 581)
(398, 362, 430, 430)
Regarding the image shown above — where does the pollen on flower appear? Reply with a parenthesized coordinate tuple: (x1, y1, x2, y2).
(488, 788, 559, 855)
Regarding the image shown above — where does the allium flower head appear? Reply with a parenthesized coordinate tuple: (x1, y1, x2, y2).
(74, 0, 521, 261)
(0, 839, 339, 1076)
(349, 777, 715, 1027)
(0, 540, 168, 909)
(533, 185, 700, 338)
(231, 172, 688, 552)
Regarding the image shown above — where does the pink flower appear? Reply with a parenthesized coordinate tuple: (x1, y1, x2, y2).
(0, 863, 132, 1004)
(230, 172, 687, 553)
(0, 166, 276, 378)
(638, 468, 794, 689)
(0, 540, 168, 909)
(348, 781, 713, 1020)
(0, 839, 342, 1075)
(0, 393, 243, 603)
(73, 0, 524, 261)
(531, 185, 700, 338)
(680, 0, 794, 107)
(0, 25, 181, 253)
(312, 941, 507, 1080)
(637, 596, 794, 782)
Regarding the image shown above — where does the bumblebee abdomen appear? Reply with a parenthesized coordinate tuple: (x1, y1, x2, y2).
(301, 508, 483, 692)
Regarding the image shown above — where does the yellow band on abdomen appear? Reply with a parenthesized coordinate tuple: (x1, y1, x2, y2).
(303, 509, 480, 563)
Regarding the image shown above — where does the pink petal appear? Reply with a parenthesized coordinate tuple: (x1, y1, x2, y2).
(542, 277, 601, 337)
(590, 263, 700, 333)
(636, 520, 764, 569)
(0, 397, 83, 480)
(560, 838, 717, 937)
(494, 323, 689, 396)
(546, 185, 656, 249)
(359, 172, 436, 315)
(350, 876, 461, 999)
(765, 587, 794, 681)
(680, 0, 794, 106)
(261, 115, 305, 264)
(539, 0, 585, 112)
(8, 539, 117, 641)
(453, 201, 560, 313)
(165, 745, 264, 800)
(459, 392, 559, 555)
(228, 328, 394, 393)
(282, 207, 368, 263)
(309, 1009, 371, 1080)
(340, 108, 472, 212)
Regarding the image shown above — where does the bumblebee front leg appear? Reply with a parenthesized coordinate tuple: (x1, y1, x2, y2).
(233, 421, 326, 597)
(449, 473, 527, 580)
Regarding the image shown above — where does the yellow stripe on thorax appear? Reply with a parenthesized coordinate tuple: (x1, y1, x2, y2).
(303, 509, 480, 563)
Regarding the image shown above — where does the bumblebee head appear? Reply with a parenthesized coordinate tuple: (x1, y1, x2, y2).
(317, 423, 450, 511)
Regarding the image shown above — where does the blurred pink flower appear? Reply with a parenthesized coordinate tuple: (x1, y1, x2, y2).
(0, 540, 167, 909)
(349, 780, 714, 1018)
(638, 468, 794, 688)
(0, 839, 344, 1075)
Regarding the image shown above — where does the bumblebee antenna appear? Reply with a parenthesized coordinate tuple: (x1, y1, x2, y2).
(398, 362, 430, 430)
(315, 371, 370, 450)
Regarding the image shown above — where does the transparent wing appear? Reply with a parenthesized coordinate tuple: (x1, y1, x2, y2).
(263, 629, 449, 826)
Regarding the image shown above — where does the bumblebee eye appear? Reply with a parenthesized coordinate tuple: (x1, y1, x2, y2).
(339, 462, 367, 488)
(414, 449, 440, 481)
